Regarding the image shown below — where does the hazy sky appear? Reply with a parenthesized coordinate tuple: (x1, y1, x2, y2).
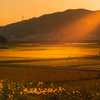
(0, 0, 100, 26)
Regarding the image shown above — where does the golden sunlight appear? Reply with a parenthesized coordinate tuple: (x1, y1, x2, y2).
(60, 11, 100, 39)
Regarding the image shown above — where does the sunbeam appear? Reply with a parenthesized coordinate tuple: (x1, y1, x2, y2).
(59, 11, 100, 39)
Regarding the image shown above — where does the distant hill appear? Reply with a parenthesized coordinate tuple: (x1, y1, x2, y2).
(0, 9, 100, 40)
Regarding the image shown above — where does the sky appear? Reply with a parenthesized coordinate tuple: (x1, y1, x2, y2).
(0, 0, 100, 26)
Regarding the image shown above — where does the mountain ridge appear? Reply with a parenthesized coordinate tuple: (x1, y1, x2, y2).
(0, 9, 100, 40)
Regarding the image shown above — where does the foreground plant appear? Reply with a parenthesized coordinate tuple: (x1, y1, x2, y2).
(0, 79, 100, 99)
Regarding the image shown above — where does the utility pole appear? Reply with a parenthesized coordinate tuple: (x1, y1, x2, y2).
(22, 15, 24, 21)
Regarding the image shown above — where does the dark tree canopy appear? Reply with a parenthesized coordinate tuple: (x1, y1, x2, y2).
(0, 35, 7, 47)
(0, 35, 2, 45)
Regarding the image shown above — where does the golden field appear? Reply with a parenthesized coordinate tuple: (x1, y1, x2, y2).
(0, 44, 100, 99)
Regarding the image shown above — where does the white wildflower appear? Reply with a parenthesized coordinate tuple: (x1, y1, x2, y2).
(23, 88, 29, 93)
(59, 87, 62, 91)
(20, 91, 23, 95)
(73, 91, 75, 94)
(39, 88, 42, 91)
(53, 88, 57, 93)
(30, 82, 32, 85)
(62, 88, 65, 91)
(9, 95, 11, 99)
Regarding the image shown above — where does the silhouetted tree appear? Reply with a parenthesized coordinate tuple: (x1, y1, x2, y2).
(0, 35, 2, 45)
(0, 36, 7, 47)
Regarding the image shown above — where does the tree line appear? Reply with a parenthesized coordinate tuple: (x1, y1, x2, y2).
(0, 35, 7, 47)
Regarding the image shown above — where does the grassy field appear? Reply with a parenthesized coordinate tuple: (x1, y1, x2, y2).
(0, 44, 100, 99)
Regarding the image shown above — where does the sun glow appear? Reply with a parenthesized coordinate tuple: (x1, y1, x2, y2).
(60, 11, 100, 39)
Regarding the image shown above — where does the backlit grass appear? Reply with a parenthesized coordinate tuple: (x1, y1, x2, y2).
(0, 45, 100, 59)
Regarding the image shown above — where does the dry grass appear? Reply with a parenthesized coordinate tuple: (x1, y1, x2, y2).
(0, 66, 100, 83)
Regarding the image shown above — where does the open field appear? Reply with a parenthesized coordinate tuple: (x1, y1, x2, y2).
(0, 44, 100, 69)
(0, 44, 100, 99)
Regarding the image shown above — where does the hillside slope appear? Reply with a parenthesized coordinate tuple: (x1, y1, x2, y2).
(0, 9, 100, 40)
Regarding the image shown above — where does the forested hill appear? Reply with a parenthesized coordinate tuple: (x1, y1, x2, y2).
(0, 9, 100, 40)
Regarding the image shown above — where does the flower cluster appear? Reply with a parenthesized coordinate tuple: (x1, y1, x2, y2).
(0, 79, 66, 99)
(0, 79, 100, 99)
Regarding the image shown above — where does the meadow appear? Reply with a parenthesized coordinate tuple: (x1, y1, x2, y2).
(0, 44, 100, 99)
